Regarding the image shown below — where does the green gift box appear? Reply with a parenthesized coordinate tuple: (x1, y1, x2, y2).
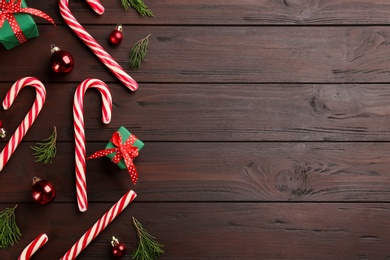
(0, 0, 39, 50)
(105, 126, 144, 169)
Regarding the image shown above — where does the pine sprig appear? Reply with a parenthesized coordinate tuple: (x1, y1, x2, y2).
(129, 34, 151, 69)
(0, 205, 21, 249)
(121, 0, 154, 17)
(31, 126, 57, 164)
(131, 217, 164, 260)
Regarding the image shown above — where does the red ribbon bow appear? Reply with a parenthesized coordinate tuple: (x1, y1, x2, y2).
(87, 131, 140, 184)
(0, 0, 55, 44)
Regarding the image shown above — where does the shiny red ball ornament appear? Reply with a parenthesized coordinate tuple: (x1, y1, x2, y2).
(109, 24, 123, 45)
(50, 44, 74, 74)
(32, 177, 56, 205)
(111, 236, 126, 257)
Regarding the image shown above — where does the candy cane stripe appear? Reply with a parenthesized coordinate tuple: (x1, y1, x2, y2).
(18, 234, 48, 260)
(0, 77, 46, 172)
(73, 78, 112, 212)
(60, 190, 136, 260)
(59, 0, 138, 91)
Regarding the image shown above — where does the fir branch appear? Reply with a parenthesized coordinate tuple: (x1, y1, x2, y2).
(0, 205, 21, 249)
(128, 34, 151, 69)
(131, 217, 164, 260)
(31, 126, 57, 164)
(121, 0, 154, 17)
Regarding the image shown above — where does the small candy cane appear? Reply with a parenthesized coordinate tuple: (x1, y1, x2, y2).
(0, 77, 46, 171)
(60, 190, 137, 259)
(58, 0, 138, 91)
(73, 78, 112, 212)
(18, 234, 48, 260)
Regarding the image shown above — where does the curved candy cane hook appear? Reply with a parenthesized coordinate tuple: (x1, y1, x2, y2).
(18, 234, 49, 260)
(0, 77, 46, 172)
(59, 0, 138, 91)
(73, 78, 112, 212)
(85, 0, 104, 14)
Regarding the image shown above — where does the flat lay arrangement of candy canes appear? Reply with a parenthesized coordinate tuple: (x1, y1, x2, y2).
(0, 0, 163, 259)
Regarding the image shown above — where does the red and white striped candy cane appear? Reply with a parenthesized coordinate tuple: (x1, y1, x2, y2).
(60, 190, 137, 260)
(18, 234, 48, 260)
(85, 0, 104, 14)
(73, 78, 112, 212)
(58, 0, 138, 91)
(0, 77, 46, 172)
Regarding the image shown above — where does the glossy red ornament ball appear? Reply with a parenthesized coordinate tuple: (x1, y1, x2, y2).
(109, 24, 123, 45)
(112, 243, 126, 257)
(50, 44, 74, 74)
(111, 236, 126, 257)
(32, 177, 56, 205)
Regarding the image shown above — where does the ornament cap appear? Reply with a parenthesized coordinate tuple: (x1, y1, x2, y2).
(0, 128, 5, 138)
(32, 176, 41, 185)
(115, 24, 123, 32)
(111, 236, 120, 247)
(50, 44, 60, 54)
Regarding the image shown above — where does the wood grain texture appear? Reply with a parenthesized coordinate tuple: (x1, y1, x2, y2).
(2, 83, 390, 142)
(0, 0, 389, 259)
(0, 142, 389, 203)
(3, 25, 390, 83)
(30, 0, 390, 25)
(2, 203, 390, 259)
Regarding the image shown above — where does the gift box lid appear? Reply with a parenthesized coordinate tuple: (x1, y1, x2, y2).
(105, 126, 144, 169)
(0, 0, 39, 50)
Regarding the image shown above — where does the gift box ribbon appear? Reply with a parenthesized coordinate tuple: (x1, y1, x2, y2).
(0, 0, 55, 44)
(87, 131, 140, 184)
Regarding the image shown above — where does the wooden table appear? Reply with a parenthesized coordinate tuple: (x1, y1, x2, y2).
(1, 0, 390, 259)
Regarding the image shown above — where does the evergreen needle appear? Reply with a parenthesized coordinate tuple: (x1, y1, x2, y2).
(31, 126, 57, 164)
(129, 34, 151, 69)
(121, 0, 154, 17)
(131, 217, 164, 260)
(0, 205, 21, 249)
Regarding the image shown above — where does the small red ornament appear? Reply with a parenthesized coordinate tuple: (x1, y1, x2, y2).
(50, 44, 74, 74)
(32, 177, 56, 205)
(109, 24, 123, 45)
(111, 236, 126, 257)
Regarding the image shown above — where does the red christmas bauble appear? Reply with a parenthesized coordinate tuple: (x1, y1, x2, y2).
(50, 45, 74, 74)
(32, 177, 56, 205)
(109, 24, 123, 45)
(112, 243, 126, 257)
(111, 236, 126, 257)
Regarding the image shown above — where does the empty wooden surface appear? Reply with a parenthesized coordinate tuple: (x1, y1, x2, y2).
(1, 0, 390, 259)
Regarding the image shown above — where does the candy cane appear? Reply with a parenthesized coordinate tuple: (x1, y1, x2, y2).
(60, 190, 137, 260)
(73, 78, 112, 212)
(0, 77, 46, 171)
(58, 0, 138, 91)
(18, 234, 48, 260)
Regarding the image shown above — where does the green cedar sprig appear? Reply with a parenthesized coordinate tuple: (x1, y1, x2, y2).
(131, 217, 164, 260)
(128, 34, 151, 69)
(121, 0, 154, 17)
(0, 205, 21, 249)
(31, 126, 57, 164)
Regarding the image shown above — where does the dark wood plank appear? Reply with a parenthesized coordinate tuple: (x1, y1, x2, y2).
(0, 142, 389, 203)
(2, 203, 390, 259)
(29, 0, 390, 25)
(1, 1, 390, 259)
(3, 25, 390, 83)
(2, 83, 390, 142)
